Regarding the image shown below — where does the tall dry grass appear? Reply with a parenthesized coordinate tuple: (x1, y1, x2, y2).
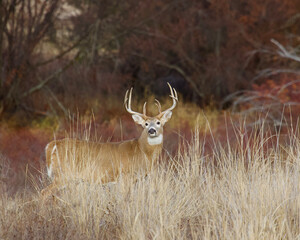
(0, 120, 299, 239)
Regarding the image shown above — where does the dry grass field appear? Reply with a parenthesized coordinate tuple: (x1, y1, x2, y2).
(0, 119, 300, 240)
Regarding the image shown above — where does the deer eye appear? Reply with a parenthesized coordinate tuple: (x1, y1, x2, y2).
(156, 121, 160, 125)
(145, 122, 149, 127)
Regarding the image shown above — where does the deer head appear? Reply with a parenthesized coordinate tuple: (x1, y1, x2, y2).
(124, 83, 178, 145)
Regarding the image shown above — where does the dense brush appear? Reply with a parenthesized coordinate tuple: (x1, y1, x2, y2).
(0, 122, 299, 239)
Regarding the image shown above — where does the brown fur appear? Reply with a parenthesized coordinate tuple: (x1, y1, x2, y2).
(45, 135, 162, 184)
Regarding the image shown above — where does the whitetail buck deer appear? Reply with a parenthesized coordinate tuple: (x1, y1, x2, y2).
(42, 83, 178, 194)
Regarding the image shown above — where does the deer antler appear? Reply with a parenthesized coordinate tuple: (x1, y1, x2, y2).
(125, 83, 177, 118)
(124, 88, 147, 117)
(156, 82, 178, 117)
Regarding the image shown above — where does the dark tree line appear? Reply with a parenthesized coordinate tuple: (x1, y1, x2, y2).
(0, 0, 299, 121)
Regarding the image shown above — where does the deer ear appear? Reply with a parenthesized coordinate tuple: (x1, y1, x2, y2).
(160, 110, 172, 125)
(132, 114, 145, 125)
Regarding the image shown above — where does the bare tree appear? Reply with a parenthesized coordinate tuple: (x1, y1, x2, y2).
(0, 0, 60, 116)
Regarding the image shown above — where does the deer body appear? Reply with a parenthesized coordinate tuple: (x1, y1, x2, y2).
(45, 131, 162, 183)
(43, 83, 177, 195)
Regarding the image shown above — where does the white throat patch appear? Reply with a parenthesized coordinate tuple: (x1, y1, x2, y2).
(147, 135, 163, 146)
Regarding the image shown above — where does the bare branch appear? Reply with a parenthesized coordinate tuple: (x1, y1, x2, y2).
(271, 39, 300, 62)
(155, 60, 204, 98)
(44, 85, 69, 118)
(253, 68, 300, 81)
(21, 52, 80, 98)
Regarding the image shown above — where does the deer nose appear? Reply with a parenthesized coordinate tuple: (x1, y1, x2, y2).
(148, 128, 156, 135)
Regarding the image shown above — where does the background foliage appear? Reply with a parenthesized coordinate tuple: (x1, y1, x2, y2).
(0, 0, 299, 121)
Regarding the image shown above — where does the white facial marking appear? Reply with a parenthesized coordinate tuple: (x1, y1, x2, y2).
(147, 135, 163, 145)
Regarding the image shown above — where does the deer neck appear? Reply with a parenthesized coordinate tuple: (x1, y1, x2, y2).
(147, 134, 163, 146)
(138, 130, 163, 158)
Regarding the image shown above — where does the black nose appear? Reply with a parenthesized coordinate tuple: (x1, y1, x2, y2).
(148, 128, 156, 135)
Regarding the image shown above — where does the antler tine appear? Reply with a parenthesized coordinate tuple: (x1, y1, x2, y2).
(124, 88, 131, 111)
(124, 87, 146, 117)
(173, 87, 178, 100)
(143, 102, 147, 116)
(124, 89, 129, 109)
(128, 87, 133, 111)
(155, 99, 162, 114)
(167, 82, 178, 101)
(167, 82, 178, 109)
